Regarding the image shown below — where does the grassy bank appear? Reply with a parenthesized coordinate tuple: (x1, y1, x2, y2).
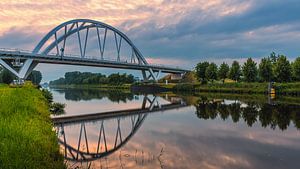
(171, 82, 300, 96)
(0, 84, 64, 169)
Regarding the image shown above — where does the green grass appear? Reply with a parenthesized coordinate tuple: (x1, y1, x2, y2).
(274, 82, 300, 95)
(0, 84, 65, 169)
(195, 82, 268, 94)
(171, 82, 300, 96)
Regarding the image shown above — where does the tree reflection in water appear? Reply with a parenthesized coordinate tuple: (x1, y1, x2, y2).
(195, 97, 300, 130)
(53, 88, 134, 103)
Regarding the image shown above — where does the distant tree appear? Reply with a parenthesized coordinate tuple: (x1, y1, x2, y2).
(27, 70, 42, 85)
(274, 55, 292, 82)
(50, 71, 136, 86)
(270, 52, 278, 64)
(195, 62, 209, 82)
(108, 73, 121, 85)
(99, 77, 108, 84)
(218, 62, 229, 83)
(0, 69, 14, 84)
(205, 63, 218, 82)
(258, 57, 273, 82)
(242, 58, 258, 82)
(228, 61, 241, 82)
(292, 57, 300, 81)
(49, 77, 65, 85)
(125, 74, 135, 83)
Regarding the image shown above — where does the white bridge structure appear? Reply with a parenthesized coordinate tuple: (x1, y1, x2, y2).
(0, 19, 188, 82)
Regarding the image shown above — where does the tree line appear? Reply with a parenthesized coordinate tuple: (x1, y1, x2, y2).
(49, 71, 136, 85)
(0, 66, 42, 85)
(195, 52, 300, 83)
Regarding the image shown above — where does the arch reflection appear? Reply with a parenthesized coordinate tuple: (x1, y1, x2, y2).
(53, 94, 187, 164)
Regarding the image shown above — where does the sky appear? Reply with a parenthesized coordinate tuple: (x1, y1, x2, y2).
(0, 0, 300, 82)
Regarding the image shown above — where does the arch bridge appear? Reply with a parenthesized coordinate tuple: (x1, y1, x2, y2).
(0, 19, 188, 82)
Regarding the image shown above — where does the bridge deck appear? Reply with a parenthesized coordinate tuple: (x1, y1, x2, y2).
(0, 49, 188, 74)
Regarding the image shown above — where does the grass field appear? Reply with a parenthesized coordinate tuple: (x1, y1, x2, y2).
(0, 84, 65, 169)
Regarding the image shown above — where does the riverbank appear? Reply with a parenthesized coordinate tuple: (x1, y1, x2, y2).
(50, 82, 300, 96)
(0, 84, 64, 169)
(144, 82, 300, 96)
(174, 92, 300, 106)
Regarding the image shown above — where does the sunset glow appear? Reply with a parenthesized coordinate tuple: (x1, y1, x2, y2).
(0, 0, 299, 81)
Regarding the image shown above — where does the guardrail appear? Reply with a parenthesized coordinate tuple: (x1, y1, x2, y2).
(0, 48, 183, 70)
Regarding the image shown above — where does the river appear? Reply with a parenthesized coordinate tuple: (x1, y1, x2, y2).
(50, 88, 300, 169)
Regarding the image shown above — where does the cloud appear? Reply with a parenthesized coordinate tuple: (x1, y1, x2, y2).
(0, 0, 300, 81)
(0, 27, 42, 50)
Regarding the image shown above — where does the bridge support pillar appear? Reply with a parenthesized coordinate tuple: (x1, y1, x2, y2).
(0, 58, 38, 84)
(141, 69, 161, 82)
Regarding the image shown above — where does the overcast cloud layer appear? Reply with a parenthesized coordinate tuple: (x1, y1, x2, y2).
(0, 0, 299, 81)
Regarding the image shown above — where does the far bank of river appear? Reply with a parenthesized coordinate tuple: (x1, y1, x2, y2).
(133, 82, 300, 96)
(49, 82, 300, 96)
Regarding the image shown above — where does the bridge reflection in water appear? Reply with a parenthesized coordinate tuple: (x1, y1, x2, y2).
(53, 94, 187, 167)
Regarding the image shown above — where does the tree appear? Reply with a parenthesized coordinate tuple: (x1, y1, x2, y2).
(108, 73, 121, 85)
(195, 62, 209, 82)
(0, 68, 14, 84)
(292, 57, 300, 81)
(242, 58, 258, 82)
(258, 57, 273, 82)
(229, 61, 241, 82)
(274, 55, 292, 82)
(218, 62, 229, 83)
(50, 71, 136, 86)
(205, 63, 218, 82)
(27, 70, 42, 85)
(270, 52, 278, 64)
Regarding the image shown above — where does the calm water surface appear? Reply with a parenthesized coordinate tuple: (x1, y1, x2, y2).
(51, 88, 300, 169)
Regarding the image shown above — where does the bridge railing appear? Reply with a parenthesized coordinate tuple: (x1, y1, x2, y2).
(0, 48, 183, 70)
(0, 48, 33, 53)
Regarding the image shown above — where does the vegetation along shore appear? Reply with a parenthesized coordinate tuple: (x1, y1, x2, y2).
(159, 52, 300, 95)
(0, 83, 65, 169)
(47, 52, 300, 96)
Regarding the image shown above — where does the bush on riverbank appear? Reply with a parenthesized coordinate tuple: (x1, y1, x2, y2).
(0, 84, 65, 169)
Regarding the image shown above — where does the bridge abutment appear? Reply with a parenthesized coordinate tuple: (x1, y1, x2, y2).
(0, 58, 37, 83)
